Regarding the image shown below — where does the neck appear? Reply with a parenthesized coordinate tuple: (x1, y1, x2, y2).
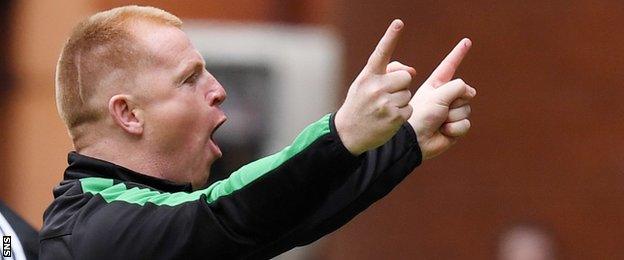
(73, 129, 208, 188)
(78, 139, 165, 180)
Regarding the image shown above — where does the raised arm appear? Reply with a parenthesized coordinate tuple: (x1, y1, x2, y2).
(247, 36, 478, 259)
(335, 19, 415, 155)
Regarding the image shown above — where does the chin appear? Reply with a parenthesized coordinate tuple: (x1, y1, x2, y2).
(191, 172, 211, 190)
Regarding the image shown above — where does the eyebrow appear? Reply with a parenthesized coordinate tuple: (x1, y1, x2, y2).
(175, 60, 205, 84)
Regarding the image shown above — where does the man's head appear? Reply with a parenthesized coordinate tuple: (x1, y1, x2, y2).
(56, 6, 227, 188)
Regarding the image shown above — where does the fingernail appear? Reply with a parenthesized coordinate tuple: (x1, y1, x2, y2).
(463, 38, 472, 48)
(393, 19, 403, 30)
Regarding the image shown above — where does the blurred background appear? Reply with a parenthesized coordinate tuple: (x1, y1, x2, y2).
(1, 0, 624, 259)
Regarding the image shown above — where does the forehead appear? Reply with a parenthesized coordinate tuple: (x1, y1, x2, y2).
(130, 21, 203, 67)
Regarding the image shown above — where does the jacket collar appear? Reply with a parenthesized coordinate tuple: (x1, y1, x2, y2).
(64, 152, 193, 192)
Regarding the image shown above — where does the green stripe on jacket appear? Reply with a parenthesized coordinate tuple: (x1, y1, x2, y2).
(80, 114, 332, 206)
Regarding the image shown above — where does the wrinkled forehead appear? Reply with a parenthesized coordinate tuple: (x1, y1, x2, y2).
(128, 20, 202, 68)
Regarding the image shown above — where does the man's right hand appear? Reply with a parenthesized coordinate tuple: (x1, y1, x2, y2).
(335, 19, 415, 155)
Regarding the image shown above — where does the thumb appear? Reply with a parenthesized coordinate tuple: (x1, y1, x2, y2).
(434, 79, 470, 107)
(386, 61, 417, 76)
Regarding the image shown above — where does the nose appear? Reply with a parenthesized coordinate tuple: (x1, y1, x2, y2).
(209, 82, 227, 106)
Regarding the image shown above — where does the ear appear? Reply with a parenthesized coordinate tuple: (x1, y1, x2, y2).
(108, 94, 144, 135)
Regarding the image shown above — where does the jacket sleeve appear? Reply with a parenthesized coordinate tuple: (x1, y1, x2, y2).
(71, 113, 365, 259)
(245, 122, 422, 259)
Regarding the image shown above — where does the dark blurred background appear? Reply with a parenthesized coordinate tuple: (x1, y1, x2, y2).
(1, 0, 623, 259)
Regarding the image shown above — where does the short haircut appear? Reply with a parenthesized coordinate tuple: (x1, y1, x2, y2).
(55, 5, 182, 133)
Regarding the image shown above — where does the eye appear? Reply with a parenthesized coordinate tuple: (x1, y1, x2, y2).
(184, 72, 200, 85)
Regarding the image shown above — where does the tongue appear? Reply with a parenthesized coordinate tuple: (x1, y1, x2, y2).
(208, 138, 222, 157)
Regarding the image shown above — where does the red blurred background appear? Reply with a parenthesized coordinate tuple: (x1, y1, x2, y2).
(1, 0, 624, 259)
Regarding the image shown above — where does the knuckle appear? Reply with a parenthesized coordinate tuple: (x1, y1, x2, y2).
(379, 96, 390, 106)
(369, 85, 385, 97)
(424, 112, 439, 124)
(467, 86, 476, 97)
(403, 106, 413, 119)
(381, 79, 394, 92)
(375, 47, 387, 59)
(366, 53, 380, 67)
(376, 104, 388, 116)
(352, 73, 370, 88)
(403, 91, 412, 102)
(406, 104, 414, 112)
(449, 78, 464, 87)
(391, 112, 405, 123)
(448, 107, 457, 115)
(398, 70, 413, 81)
(376, 98, 391, 112)
(432, 79, 444, 87)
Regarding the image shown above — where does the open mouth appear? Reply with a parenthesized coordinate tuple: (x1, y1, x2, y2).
(207, 117, 227, 157)
(210, 117, 227, 140)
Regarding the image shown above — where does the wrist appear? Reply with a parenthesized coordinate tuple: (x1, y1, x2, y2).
(334, 110, 365, 156)
(409, 120, 432, 161)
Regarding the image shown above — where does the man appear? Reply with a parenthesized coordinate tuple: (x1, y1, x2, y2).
(0, 201, 39, 259)
(40, 5, 476, 259)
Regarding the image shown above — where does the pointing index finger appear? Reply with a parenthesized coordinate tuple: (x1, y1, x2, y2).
(366, 19, 404, 74)
(426, 38, 472, 87)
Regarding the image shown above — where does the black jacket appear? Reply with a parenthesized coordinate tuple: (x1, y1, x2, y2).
(40, 114, 422, 259)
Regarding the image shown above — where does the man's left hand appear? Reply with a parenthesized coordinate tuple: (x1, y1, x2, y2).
(408, 38, 476, 160)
